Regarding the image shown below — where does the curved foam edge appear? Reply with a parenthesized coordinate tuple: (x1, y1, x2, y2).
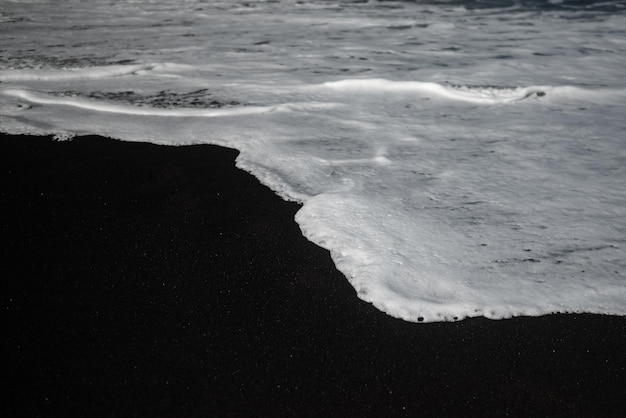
(295, 193, 626, 323)
(0, 64, 158, 81)
(0, 89, 321, 118)
(321, 78, 626, 105)
(303, 222, 623, 323)
(322, 78, 547, 104)
(235, 157, 310, 204)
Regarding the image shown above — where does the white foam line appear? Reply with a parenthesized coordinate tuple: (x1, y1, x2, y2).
(322, 79, 546, 104)
(0, 64, 156, 81)
(0, 89, 306, 117)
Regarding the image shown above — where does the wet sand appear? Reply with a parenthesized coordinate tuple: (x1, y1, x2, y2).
(3, 133, 625, 416)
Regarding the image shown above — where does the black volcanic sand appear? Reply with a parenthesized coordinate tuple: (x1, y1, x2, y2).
(2, 133, 625, 417)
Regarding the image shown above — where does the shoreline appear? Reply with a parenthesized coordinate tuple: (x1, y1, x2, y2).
(3, 133, 625, 416)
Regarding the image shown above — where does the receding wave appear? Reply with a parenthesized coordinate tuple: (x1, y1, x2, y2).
(2, 0, 625, 323)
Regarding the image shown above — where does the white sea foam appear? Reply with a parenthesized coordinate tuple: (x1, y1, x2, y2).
(0, 89, 327, 118)
(0, 64, 156, 81)
(1, 0, 625, 322)
(322, 79, 548, 104)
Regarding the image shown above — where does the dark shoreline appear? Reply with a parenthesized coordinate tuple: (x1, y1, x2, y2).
(2, 133, 625, 417)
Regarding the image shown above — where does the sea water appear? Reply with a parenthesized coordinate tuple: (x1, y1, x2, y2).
(1, 0, 625, 322)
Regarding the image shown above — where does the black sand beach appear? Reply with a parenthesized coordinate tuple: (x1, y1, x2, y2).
(3, 133, 625, 417)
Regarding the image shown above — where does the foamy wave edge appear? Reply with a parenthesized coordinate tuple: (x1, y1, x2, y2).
(0, 63, 162, 81)
(321, 78, 626, 105)
(0, 89, 337, 117)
